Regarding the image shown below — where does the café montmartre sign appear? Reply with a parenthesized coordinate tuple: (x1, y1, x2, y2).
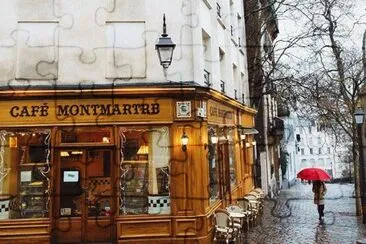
(10, 103, 160, 117)
(0, 99, 172, 125)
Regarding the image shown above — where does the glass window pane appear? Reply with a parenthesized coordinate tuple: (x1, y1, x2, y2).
(227, 128, 236, 185)
(119, 127, 170, 215)
(60, 127, 111, 144)
(208, 127, 219, 203)
(0, 130, 50, 220)
(87, 150, 112, 217)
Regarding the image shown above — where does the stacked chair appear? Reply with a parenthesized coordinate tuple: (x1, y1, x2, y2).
(236, 197, 256, 230)
(212, 188, 265, 243)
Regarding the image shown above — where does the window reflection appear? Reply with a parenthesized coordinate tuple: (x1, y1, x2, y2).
(119, 127, 170, 215)
(60, 127, 111, 144)
(208, 127, 219, 203)
(0, 130, 50, 220)
(207, 126, 237, 204)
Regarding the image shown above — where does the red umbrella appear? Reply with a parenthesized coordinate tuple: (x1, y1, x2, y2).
(297, 167, 331, 181)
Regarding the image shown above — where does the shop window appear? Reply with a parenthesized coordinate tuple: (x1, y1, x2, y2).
(226, 128, 237, 185)
(60, 127, 112, 144)
(207, 127, 219, 203)
(0, 130, 51, 220)
(207, 126, 237, 204)
(119, 127, 170, 215)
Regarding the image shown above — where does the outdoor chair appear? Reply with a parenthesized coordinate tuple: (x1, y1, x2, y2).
(225, 204, 246, 237)
(213, 209, 238, 243)
(247, 191, 264, 214)
(244, 195, 261, 223)
(252, 188, 265, 198)
(236, 198, 255, 230)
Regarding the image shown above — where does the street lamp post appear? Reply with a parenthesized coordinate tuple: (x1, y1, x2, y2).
(155, 14, 176, 80)
(355, 107, 366, 224)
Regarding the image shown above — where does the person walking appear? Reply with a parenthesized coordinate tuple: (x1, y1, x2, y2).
(312, 180, 327, 221)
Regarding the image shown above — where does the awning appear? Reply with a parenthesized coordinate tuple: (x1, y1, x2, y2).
(241, 128, 259, 135)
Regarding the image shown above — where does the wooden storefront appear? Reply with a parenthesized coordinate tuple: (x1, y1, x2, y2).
(0, 86, 256, 243)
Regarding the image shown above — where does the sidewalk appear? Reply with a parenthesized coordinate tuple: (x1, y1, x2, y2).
(243, 183, 366, 244)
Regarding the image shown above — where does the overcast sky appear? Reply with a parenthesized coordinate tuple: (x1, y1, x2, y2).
(275, 0, 366, 65)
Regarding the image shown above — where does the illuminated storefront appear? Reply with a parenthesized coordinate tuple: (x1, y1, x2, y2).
(0, 86, 256, 243)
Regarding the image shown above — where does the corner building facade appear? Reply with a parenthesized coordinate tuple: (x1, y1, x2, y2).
(0, 0, 256, 243)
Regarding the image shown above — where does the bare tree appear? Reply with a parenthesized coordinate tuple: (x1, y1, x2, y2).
(272, 0, 366, 214)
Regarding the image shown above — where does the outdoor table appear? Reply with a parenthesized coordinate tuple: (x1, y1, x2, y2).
(229, 212, 245, 218)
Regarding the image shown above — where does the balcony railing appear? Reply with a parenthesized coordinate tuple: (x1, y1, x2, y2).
(216, 3, 222, 18)
(204, 69, 211, 87)
(220, 80, 225, 93)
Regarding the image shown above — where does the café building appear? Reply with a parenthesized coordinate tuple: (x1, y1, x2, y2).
(0, 84, 256, 243)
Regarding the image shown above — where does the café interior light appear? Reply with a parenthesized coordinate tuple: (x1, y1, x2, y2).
(137, 145, 149, 155)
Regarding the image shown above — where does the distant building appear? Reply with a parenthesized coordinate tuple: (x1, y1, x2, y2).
(294, 118, 345, 179)
(279, 108, 298, 187)
(245, 0, 283, 198)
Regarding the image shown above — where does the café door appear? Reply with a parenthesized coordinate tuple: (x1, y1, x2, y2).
(54, 148, 116, 243)
(218, 142, 232, 204)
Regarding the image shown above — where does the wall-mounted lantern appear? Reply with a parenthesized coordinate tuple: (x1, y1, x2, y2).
(181, 132, 189, 152)
(211, 134, 218, 144)
(240, 133, 246, 141)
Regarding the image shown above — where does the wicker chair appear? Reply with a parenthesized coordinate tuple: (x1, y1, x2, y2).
(247, 191, 264, 214)
(213, 209, 238, 243)
(252, 188, 265, 198)
(237, 198, 255, 230)
(243, 195, 261, 225)
(225, 204, 246, 238)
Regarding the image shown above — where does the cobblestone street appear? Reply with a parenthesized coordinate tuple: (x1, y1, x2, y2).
(243, 183, 366, 244)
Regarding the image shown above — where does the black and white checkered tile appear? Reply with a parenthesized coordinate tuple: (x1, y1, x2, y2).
(149, 198, 170, 208)
(0, 200, 9, 219)
(148, 196, 171, 214)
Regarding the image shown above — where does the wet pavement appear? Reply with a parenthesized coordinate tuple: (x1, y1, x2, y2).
(243, 183, 366, 244)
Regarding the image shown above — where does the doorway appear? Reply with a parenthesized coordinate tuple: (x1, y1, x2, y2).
(218, 142, 231, 204)
(54, 148, 116, 243)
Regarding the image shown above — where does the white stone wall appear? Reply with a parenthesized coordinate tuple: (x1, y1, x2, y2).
(280, 112, 298, 185)
(0, 0, 249, 102)
(295, 119, 345, 179)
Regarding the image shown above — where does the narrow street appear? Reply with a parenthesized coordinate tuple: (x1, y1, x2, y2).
(244, 183, 366, 244)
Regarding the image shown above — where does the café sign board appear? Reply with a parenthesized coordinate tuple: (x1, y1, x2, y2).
(207, 100, 235, 125)
(0, 98, 172, 126)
